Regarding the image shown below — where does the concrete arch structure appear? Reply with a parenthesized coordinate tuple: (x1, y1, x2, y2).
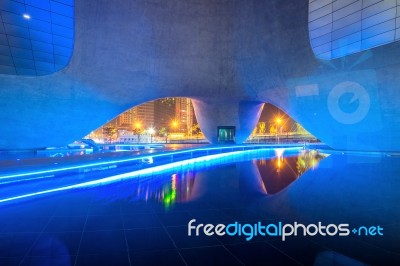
(1, 0, 400, 151)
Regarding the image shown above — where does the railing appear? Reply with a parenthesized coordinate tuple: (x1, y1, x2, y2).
(245, 134, 319, 144)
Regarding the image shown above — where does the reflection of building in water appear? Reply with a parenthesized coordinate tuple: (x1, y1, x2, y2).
(135, 171, 196, 209)
(83, 170, 196, 208)
(255, 150, 327, 194)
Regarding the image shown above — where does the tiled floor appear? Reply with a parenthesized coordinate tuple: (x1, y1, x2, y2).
(0, 153, 399, 265)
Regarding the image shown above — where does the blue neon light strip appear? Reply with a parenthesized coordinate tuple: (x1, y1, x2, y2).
(0, 145, 302, 180)
(0, 147, 302, 204)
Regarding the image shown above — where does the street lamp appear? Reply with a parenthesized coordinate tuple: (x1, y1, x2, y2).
(135, 121, 142, 129)
(171, 120, 179, 132)
(133, 121, 142, 143)
(275, 117, 282, 144)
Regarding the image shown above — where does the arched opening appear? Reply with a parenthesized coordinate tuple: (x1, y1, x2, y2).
(83, 97, 207, 147)
(245, 103, 318, 144)
(79, 101, 319, 149)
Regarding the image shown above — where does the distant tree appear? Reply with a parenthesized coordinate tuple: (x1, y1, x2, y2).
(103, 125, 117, 142)
(269, 125, 277, 134)
(258, 122, 266, 134)
(131, 127, 144, 143)
(191, 124, 203, 142)
(159, 127, 168, 137)
(132, 127, 144, 135)
(159, 127, 168, 143)
(191, 124, 201, 137)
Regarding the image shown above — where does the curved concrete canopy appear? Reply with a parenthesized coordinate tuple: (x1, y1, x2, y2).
(1, 0, 400, 151)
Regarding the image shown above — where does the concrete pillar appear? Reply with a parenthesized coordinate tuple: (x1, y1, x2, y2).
(191, 98, 264, 144)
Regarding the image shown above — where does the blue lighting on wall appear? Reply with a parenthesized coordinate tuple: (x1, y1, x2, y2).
(0, 0, 74, 75)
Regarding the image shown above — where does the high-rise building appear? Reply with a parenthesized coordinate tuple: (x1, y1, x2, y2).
(91, 97, 196, 137)
(132, 101, 155, 130)
(154, 98, 176, 131)
(175, 98, 194, 136)
(117, 109, 134, 130)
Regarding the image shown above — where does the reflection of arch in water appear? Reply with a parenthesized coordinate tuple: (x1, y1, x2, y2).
(75, 148, 324, 208)
(255, 150, 327, 195)
(178, 149, 327, 203)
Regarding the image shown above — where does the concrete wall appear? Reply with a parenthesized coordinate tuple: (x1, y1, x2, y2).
(0, 0, 399, 151)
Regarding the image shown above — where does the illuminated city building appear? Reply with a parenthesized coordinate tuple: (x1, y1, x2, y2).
(154, 98, 177, 131)
(131, 101, 155, 130)
(91, 98, 195, 138)
(175, 98, 194, 136)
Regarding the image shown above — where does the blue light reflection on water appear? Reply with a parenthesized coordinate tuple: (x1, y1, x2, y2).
(63, 149, 326, 209)
(0, 150, 400, 265)
(0, 147, 303, 204)
(261, 153, 400, 265)
(0, 145, 298, 181)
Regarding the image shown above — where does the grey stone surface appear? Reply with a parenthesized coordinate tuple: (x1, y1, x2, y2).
(0, 0, 399, 151)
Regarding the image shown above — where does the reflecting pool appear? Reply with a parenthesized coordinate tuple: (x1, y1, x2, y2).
(0, 149, 399, 265)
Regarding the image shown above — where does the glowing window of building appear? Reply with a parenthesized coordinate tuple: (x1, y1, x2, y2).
(309, 0, 399, 60)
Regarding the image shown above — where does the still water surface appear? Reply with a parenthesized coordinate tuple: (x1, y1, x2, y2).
(0, 149, 398, 265)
